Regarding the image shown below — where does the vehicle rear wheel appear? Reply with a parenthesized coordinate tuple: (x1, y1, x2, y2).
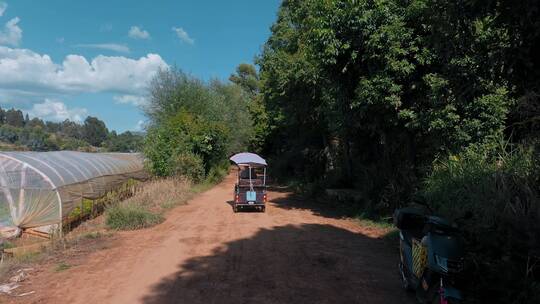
(261, 206, 266, 213)
(233, 206, 237, 213)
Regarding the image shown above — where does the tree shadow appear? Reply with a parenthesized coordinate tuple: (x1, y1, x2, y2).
(141, 224, 414, 304)
(268, 188, 365, 221)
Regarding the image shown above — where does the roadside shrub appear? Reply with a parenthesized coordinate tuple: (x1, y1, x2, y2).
(105, 204, 163, 230)
(0, 124, 20, 143)
(205, 161, 229, 184)
(143, 110, 229, 178)
(172, 153, 205, 182)
(422, 142, 540, 303)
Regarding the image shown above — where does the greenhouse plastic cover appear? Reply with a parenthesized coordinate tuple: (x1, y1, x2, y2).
(0, 151, 147, 231)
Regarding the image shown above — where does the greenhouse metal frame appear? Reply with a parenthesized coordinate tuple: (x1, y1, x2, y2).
(0, 151, 147, 234)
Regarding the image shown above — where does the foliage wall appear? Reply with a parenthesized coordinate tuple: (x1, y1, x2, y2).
(143, 68, 254, 180)
(256, 0, 540, 302)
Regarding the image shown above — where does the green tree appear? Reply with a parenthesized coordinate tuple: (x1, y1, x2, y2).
(0, 107, 6, 125)
(60, 119, 83, 139)
(144, 68, 244, 179)
(210, 81, 253, 154)
(26, 117, 46, 129)
(229, 63, 261, 96)
(105, 131, 144, 152)
(229, 63, 268, 153)
(83, 116, 108, 147)
(257, 0, 539, 302)
(258, 0, 513, 198)
(45, 121, 61, 133)
(144, 110, 228, 177)
(5, 108, 25, 128)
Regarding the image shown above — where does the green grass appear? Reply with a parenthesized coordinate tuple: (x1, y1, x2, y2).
(160, 200, 180, 209)
(353, 214, 394, 230)
(13, 251, 44, 264)
(381, 229, 400, 244)
(190, 181, 214, 193)
(105, 204, 163, 230)
(55, 262, 71, 272)
(0, 240, 15, 250)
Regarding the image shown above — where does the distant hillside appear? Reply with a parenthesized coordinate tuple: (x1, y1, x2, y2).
(0, 107, 143, 152)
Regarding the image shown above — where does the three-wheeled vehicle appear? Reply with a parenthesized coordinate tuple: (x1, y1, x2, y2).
(230, 152, 267, 212)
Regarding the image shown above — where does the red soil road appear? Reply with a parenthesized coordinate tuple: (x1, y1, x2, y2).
(5, 173, 414, 304)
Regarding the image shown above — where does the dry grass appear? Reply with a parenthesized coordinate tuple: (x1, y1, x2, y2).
(105, 177, 192, 230)
(0, 231, 113, 280)
(124, 177, 192, 212)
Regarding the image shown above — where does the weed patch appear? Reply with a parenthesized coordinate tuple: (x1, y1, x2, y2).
(82, 231, 104, 239)
(55, 262, 71, 272)
(105, 204, 163, 230)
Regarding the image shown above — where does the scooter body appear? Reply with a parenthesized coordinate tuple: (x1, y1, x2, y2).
(394, 207, 465, 303)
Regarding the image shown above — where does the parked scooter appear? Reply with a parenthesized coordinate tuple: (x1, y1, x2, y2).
(393, 207, 467, 303)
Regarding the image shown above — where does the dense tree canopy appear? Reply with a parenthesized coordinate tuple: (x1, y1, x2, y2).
(83, 116, 109, 146)
(143, 68, 253, 179)
(0, 106, 143, 152)
(255, 0, 540, 302)
(258, 0, 518, 198)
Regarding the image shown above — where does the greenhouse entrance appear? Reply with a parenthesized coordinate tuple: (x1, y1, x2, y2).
(0, 151, 147, 238)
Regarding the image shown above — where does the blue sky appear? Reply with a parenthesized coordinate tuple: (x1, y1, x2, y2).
(0, 0, 280, 132)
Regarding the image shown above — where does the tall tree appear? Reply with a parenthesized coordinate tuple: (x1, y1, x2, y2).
(5, 109, 25, 128)
(61, 119, 83, 140)
(0, 107, 5, 125)
(229, 63, 268, 153)
(82, 116, 108, 146)
(229, 63, 261, 96)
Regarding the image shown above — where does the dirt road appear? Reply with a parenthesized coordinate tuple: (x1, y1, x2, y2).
(5, 173, 413, 304)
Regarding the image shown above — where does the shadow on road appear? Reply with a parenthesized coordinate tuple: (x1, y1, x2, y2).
(267, 186, 364, 221)
(141, 223, 413, 304)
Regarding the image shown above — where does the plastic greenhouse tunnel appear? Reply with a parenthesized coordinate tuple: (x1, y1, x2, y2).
(0, 151, 147, 238)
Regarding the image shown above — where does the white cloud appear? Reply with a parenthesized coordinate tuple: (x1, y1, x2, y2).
(74, 43, 130, 53)
(29, 99, 88, 122)
(114, 94, 148, 107)
(0, 2, 7, 17)
(172, 27, 194, 45)
(0, 17, 22, 46)
(134, 119, 145, 131)
(0, 46, 169, 96)
(56, 37, 65, 44)
(128, 26, 150, 40)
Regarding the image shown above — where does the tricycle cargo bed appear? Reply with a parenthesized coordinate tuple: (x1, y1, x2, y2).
(238, 179, 265, 187)
(236, 187, 266, 203)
